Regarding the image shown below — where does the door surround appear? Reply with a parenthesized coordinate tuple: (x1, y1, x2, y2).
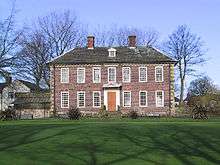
(104, 89, 120, 111)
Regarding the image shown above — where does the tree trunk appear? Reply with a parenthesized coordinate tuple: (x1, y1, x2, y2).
(179, 78, 185, 106)
(36, 79, 41, 91)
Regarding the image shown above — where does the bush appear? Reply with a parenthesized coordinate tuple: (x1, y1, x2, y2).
(129, 110, 138, 119)
(187, 94, 220, 119)
(0, 107, 17, 120)
(98, 105, 109, 119)
(68, 107, 81, 120)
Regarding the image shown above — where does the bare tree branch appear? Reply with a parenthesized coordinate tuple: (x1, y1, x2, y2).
(164, 25, 206, 105)
(0, 2, 22, 79)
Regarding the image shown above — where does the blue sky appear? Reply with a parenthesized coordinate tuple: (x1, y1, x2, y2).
(1, 0, 220, 86)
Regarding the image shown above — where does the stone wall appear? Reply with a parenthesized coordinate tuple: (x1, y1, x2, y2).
(17, 109, 50, 119)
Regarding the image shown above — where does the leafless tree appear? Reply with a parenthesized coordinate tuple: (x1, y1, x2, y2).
(188, 76, 218, 97)
(0, 3, 22, 79)
(15, 11, 87, 88)
(93, 25, 159, 47)
(15, 31, 51, 89)
(164, 25, 206, 105)
(38, 10, 87, 58)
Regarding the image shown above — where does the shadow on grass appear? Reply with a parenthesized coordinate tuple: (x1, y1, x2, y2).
(0, 123, 219, 165)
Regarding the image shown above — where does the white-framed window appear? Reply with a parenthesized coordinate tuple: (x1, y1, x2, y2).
(108, 67, 116, 82)
(139, 91, 147, 107)
(139, 67, 147, 82)
(122, 67, 131, 83)
(60, 68, 69, 83)
(61, 91, 69, 108)
(156, 90, 164, 107)
(93, 91, 101, 108)
(8, 92, 14, 99)
(77, 91, 85, 108)
(155, 66, 163, 82)
(77, 68, 85, 83)
(123, 91, 131, 107)
(93, 67, 101, 83)
(108, 48, 116, 57)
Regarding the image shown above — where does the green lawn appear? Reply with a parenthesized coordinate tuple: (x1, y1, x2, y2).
(0, 118, 220, 165)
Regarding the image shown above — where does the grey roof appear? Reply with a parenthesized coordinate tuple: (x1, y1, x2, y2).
(49, 46, 176, 65)
(13, 92, 50, 109)
(18, 80, 46, 92)
(0, 83, 8, 92)
(13, 92, 50, 105)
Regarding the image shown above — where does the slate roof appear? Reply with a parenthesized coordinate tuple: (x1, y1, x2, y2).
(0, 83, 8, 92)
(18, 80, 45, 92)
(49, 46, 176, 65)
(13, 92, 50, 109)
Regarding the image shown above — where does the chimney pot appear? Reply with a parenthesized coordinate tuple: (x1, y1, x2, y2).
(128, 35, 136, 48)
(87, 36, 95, 49)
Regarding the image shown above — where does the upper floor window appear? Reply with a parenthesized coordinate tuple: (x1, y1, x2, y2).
(139, 91, 147, 107)
(108, 67, 116, 82)
(61, 68, 69, 83)
(93, 91, 101, 108)
(93, 67, 101, 83)
(77, 68, 85, 83)
(61, 91, 69, 108)
(77, 91, 85, 108)
(123, 91, 131, 107)
(139, 67, 147, 82)
(8, 92, 14, 99)
(108, 48, 116, 57)
(155, 66, 163, 82)
(156, 90, 164, 107)
(122, 67, 131, 83)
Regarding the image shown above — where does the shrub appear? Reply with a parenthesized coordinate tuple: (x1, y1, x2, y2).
(98, 105, 109, 119)
(68, 107, 81, 120)
(129, 110, 138, 119)
(0, 107, 17, 120)
(187, 94, 220, 119)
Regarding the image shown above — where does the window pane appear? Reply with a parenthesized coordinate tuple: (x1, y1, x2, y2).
(61, 92, 69, 108)
(156, 67, 163, 82)
(77, 68, 85, 83)
(108, 67, 116, 82)
(156, 91, 163, 107)
(140, 92, 147, 106)
(123, 67, 130, 82)
(124, 92, 131, 106)
(109, 51, 115, 57)
(78, 92, 85, 107)
(93, 68, 101, 83)
(93, 92, 101, 107)
(61, 68, 69, 83)
(139, 67, 147, 82)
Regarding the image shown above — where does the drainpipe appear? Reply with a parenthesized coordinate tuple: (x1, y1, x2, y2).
(168, 63, 171, 116)
(1, 91, 2, 111)
(53, 64, 56, 116)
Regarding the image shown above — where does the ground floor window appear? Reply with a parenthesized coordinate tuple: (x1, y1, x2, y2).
(77, 91, 85, 108)
(93, 91, 101, 107)
(139, 91, 147, 107)
(156, 90, 164, 107)
(61, 91, 69, 108)
(123, 91, 131, 107)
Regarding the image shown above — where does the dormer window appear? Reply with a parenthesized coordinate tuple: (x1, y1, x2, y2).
(108, 48, 116, 57)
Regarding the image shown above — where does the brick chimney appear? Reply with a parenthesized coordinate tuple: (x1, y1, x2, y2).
(128, 35, 136, 48)
(5, 75, 12, 84)
(87, 36, 95, 49)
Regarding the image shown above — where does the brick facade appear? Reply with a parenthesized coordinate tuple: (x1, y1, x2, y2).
(50, 63, 175, 116)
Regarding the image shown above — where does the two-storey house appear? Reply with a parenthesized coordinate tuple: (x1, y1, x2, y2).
(49, 35, 175, 116)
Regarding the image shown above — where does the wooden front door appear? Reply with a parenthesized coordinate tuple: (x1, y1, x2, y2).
(108, 92, 116, 111)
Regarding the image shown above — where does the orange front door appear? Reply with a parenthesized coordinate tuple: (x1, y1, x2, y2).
(108, 92, 116, 111)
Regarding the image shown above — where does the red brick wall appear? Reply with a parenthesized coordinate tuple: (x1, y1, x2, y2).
(51, 63, 172, 115)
